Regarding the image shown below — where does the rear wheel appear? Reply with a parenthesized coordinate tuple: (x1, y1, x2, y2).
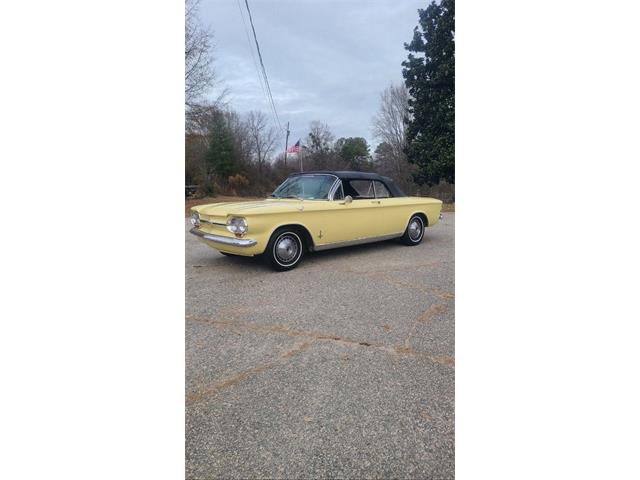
(265, 227, 305, 271)
(401, 215, 425, 246)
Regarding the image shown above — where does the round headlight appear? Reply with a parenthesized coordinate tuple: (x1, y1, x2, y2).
(190, 212, 200, 227)
(236, 218, 248, 234)
(226, 217, 248, 235)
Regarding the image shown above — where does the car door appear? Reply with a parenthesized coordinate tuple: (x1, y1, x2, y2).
(312, 179, 385, 246)
(372, 180, 406, 235)
(343, 179, 388, 239)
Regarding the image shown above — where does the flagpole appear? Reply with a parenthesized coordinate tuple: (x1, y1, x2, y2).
(284, 121, 290, 167)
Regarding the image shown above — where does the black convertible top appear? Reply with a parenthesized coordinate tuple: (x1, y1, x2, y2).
(288, 170, 407, 197)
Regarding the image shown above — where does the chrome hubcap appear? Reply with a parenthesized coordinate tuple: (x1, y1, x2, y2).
(408, 218, 423, 241)
(275, 235, 299, 263)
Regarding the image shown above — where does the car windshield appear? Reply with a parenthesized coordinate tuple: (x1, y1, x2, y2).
(271, 174, 336, 200)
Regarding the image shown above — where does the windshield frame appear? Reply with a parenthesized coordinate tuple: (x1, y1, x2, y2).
(271, 174, 340, 201)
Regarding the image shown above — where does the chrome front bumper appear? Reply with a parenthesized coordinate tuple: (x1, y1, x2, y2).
(189, 228, 257, 247)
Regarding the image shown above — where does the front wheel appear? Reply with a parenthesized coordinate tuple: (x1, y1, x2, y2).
(264, 228, 305, 271)
(401, 215, 425, 246)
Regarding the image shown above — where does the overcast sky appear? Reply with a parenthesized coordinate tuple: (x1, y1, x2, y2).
(199, 0, 425, 153)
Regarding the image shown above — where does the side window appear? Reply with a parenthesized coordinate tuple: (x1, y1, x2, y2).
(348, 180, 374, 199)
(332, 182, 344, 200)
(373, 181, 391, 198)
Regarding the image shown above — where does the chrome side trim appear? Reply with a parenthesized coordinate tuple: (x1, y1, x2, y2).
(313, 233, 403, 251)
(189, 228, 257, 247)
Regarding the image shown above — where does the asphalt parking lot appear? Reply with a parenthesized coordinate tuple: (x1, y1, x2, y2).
(185, 213, 454, 479)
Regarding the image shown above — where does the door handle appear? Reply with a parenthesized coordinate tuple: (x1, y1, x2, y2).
(371, 200, 381, 204)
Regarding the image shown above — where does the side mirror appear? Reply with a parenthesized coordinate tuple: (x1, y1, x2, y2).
(342, 195, 353, 205)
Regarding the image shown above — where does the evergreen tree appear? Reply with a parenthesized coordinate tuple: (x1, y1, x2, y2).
(335, 137, 371, 170)
(402, 0, 455, 185)
(205, 112, 236, 187)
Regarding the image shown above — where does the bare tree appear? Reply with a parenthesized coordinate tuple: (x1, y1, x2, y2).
(372, 83, 410, 176)
(185, 0, 216, 108)
(245, 111, 277, 173)
(226, 110, 253, 169)
(185, 102, 219, 135)
(298, 121, 336, 170)
(307, 121, 334, 153)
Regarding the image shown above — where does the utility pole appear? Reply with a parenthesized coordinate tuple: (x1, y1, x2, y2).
(284, 121, 290, 167)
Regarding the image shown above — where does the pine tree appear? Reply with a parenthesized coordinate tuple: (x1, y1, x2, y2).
(205, 112, 236, 186)
(402, 0, 455, 186)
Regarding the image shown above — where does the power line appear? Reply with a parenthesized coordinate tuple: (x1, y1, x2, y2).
(243, 0, 283, 132)
(236, 0, 270, 115)
(243, 0, 280, 130)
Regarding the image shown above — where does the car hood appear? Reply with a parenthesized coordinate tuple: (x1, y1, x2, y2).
(193, 199, 305, 218)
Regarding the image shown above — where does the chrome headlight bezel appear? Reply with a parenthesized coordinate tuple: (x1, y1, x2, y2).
(190, 211, 200, 227)
(226, 217, 248, 235)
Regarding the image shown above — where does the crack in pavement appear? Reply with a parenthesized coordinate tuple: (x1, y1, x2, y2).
(364, 272, 454, 300)
(186, 315, 454, 369)
(186, 340, 313, 405)
(401, 303, 448, 353)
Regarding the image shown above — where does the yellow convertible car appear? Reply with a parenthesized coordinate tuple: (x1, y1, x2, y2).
(190, 171, 443, 271)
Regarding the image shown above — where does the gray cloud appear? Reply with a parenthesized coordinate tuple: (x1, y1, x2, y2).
(200, 0, 425, 153)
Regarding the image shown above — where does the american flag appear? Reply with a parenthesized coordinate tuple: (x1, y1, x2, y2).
(287, 139, 301, 153)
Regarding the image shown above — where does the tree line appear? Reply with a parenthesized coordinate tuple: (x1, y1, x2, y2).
(185, 0, 454, 197)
